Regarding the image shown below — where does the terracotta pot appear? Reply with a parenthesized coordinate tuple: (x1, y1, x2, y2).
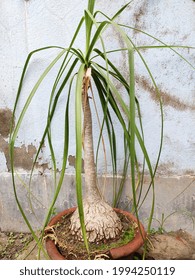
(45, 207, 146, 260)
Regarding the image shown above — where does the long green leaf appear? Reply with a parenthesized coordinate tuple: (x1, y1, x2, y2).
(92, 72, 118, 203)
(30, 58, 79, 180)
(38, 17, 85, 189)
(92, 62, 155, 213)
(42, 74, 73, 228)
(37, 73, 74, 258)
(85, 0, 96, 52)
(10, 49, 66, 145)
(94, 0, 133, 21)
(85, 21, 108, 62)
(46, 54, 74, 189)
(119, 24, 195, 70)
(127, 37, 164, 230)
(11, 46, 65, 124)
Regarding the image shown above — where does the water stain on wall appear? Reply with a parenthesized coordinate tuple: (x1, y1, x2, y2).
(68, 155, 84, 173)
(0, 136, 36, 171)
(0, 108, 49, 172)
(157, 162, 175, 176)
(0, 108, 14, 138)
(136, 76, 195, 111)
(133, 1, 147, 33)
(114, 1, 195, 113)
(184, 169, 195, 176)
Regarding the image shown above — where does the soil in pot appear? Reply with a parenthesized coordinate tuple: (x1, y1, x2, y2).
(44, 211, 141, 260)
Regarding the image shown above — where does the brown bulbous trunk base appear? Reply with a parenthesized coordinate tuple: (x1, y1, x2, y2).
(70, 199, 123, 243)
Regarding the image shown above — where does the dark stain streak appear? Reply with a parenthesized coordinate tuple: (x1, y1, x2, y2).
(0, 108, 50, 172)
(0, 135, 49, 172)
(136, 76, 195, 111)
(0, 108, 14, 138)
(133, 1, 147, 33)
(68, 155, 84, 173)
(0, 135, 35, 171)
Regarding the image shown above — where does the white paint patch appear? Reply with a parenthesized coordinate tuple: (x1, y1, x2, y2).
(0, 152, 7, 172)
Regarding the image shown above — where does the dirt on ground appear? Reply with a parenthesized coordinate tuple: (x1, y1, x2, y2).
(0, 231, 33, 260)
(1, 228, 195, 260)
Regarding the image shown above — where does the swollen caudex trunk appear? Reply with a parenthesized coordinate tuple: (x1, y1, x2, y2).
(70, 68, 122, 243)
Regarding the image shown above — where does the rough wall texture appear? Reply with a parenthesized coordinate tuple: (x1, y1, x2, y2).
(0, 0, 195, 234)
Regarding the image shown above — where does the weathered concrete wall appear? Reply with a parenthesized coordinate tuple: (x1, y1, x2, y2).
(0, 174, 195, 235)
(0, 0, 195, 234)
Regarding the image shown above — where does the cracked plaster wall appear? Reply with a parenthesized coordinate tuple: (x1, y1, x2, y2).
(0, 0, 195, 233)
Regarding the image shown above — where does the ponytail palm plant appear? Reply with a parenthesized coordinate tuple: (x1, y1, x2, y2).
(10, 0, 194, 254)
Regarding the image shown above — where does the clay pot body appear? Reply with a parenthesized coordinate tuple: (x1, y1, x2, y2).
(45, 207, 146, 260)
